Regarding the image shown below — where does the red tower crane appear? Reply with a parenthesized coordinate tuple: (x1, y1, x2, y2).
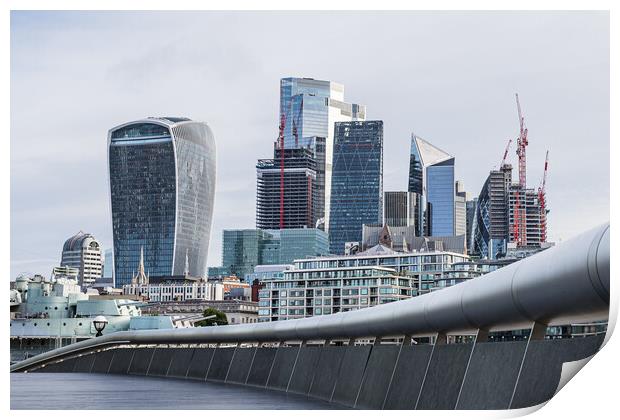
(538, 151, 549, 243)
(513, 93, 529, 247)
(278, 111, 286, 229)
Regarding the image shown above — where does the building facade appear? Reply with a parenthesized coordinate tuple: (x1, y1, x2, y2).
(383, 191, 420, 228)
(123, 280, 224, 303)
(209, 228, 329, 279)
(408, 135, 457, 237)
(257, 246, 469, 322)
(361, 225, 468, 255)
(328, 121, 383, 254)
(60, 232, 103, 287)
(471, 164, 512, 258)
(256, 147, 318, 229)
(108, 117, 216, 287)
(279, 77, 366, 230)
(455, 181, 467, 236)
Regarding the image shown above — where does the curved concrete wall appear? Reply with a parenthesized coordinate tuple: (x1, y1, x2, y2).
(33, 334, 604, 410)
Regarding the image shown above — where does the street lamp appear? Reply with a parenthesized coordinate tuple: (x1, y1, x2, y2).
(93, 315, 108, 337)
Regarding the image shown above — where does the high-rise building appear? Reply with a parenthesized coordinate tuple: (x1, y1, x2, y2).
(408, 134, 456, 237)
(455, 181, 467, 236)
(209, 228, 329, 279)
(256, 147, 317, 229)
(108, 117, 216, 287)
(465, 197, 478, 253)
(383, 191, 420, 228)
(102, 248, 114, 279)
(279, 78, 366, 229)
(508, 185, 545, 247)
(328, 121, 383, 254)
(472, 162, 546, 257)
(60, 232, 103, 287)
(471, 165, 512, 258)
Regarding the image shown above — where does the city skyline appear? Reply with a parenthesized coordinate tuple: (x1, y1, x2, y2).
(10, 11, 610, 279)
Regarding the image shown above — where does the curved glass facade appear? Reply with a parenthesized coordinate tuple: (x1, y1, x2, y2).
(108, 118, 216, 287)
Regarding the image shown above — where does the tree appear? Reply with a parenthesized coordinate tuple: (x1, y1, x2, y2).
(194, 307, 228, 327)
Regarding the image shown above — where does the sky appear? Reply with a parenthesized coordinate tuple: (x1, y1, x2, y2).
(10, 11, 609, 280)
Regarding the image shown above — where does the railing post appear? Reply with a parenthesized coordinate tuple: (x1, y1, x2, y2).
(286, 340, 306, 392)
(381, 335, 411, 409)
(414, 332, 446, 409)
(454, 329, 489, 408)
(509, 322, 547, 408)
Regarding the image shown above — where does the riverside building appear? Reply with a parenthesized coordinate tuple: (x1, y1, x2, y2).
(257, 245, 469, 322)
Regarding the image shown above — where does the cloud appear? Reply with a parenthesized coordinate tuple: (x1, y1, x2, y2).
(10, 11, 609, 279)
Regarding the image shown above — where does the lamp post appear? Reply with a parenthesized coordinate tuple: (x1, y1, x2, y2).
(92, 316, 108, 337)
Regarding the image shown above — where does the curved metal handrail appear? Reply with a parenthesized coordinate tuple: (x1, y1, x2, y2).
(11, 223, 609, 373)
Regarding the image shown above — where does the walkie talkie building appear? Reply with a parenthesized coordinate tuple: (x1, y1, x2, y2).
(108, 117, 216, 287)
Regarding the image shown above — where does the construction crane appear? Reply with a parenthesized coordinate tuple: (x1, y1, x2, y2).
(538, 151, 549, 243)
(500, 138, 512, 168)
(515, 93, 529, 187)
(513, 93, 529, 247)
(278, 111, 286, 229)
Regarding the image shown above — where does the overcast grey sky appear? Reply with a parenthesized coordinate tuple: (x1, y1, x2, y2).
(10, 11, 609, 279)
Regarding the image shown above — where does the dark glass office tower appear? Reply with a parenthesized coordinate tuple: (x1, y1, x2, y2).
(328, 121, 383, 254)
(256, 147, 318, 229)
(108, 117, 216, 287)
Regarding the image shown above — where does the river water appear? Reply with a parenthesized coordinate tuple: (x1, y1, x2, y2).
(11, 373, 341, 410)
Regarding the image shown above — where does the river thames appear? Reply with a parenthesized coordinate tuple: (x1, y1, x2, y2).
(11, 373, 341, 410)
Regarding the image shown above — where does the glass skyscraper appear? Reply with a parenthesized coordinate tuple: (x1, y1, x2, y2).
(408, 135, 456, 237)
(108, 117, 216, 287)
(279, 77, 366, 230)
(328, 121, 383, 254)
(210, 228, 329, 279)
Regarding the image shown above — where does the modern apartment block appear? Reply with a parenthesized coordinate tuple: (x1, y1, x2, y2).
(383, 191, 420, 228)
(108, 117, 216, 287)
(256, 147, 318, 229)
(328, 121, 383, 254)
(279, 77, 366, 229)
(60, 231, 103, 287)
(257, 245, 469, 322)
(408, 134, 460, 237)
(208, 228, 329, 279)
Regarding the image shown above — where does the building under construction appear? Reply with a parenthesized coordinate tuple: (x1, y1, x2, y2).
(256, 146, 319, 230)
(471, 94, 549, 258)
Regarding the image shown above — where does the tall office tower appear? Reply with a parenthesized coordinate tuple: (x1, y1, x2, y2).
(472, 164, 513, 258)
(328, 121, 383, 254)
(102, 248, 113, 279)
(455, 181, 467, 236)
(383, 191, 420, 228)
(279, 77, 366, 230)
(256, 147, 318, 229)
(465, 197, 478, 253)
(408, 134, 456, 237)
(60, 231, 103, 287)
(108, 117, 216, 287)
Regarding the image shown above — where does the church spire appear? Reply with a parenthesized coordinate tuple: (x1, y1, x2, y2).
(132, 246, 149, 285)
